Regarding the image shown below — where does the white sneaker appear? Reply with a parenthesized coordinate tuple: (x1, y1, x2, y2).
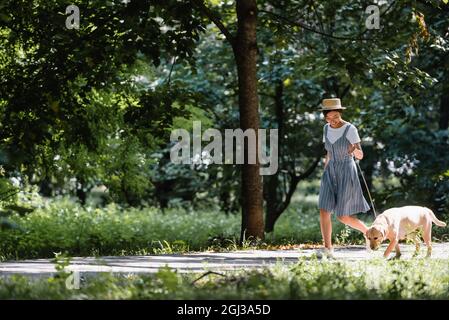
(316, 247, 335, 259)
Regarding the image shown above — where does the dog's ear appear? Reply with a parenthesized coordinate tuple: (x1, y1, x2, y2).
(380, 227, 387, 239)
(364, 229, 369, 237)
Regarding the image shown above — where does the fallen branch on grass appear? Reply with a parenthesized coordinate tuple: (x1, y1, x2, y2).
(191, 271, 227, 285)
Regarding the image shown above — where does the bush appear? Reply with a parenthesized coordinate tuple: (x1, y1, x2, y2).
(0, 197, 240, 260)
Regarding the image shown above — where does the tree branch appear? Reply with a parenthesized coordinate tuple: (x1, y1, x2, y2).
(359, 0, 398, 38)
(340, 84, 351, 99)
(259, 92, 275, 99)
(296, 153, 322, 181)
(191, 271, 227, 285)
(415, 0, 449, 12)
(259, 9, 372, 41)
(274, 153, 321, 216)
(190, 0, 236, 47)
(166, 56, 177, 85)
(310, 0, 325, 34)
(260, 1, 399, 43)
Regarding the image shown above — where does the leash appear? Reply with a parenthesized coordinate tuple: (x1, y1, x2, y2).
(355, 159, 378, 217)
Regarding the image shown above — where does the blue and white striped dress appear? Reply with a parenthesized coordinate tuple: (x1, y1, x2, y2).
(318, 123, 371, 216)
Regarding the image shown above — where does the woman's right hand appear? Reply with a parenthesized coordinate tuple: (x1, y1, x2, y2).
(324, 152, 330, 169)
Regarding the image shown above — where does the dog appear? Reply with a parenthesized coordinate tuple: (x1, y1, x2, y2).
(365, 206, 446, 258)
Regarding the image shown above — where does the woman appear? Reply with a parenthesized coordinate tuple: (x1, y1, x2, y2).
(318, 98, 371, 258)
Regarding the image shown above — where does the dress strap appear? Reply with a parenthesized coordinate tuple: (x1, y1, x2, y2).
(343, 123, 351, 138)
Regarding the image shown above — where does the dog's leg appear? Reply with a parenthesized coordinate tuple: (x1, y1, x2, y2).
(423, 222, 432, 258)
(413, 233, 421, 257)
(384, 239, 397, 259)
(364, 234, 371, 252)
(394, 243, 401, 258)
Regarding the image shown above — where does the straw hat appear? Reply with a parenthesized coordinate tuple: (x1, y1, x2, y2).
(320, 98, 346, 111)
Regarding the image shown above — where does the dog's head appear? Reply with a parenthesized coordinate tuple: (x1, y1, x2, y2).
(365, 226, 386, 250)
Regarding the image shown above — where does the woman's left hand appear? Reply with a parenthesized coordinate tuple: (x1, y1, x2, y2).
(348, 144, 363, 160)
(353, 149, 363, 160)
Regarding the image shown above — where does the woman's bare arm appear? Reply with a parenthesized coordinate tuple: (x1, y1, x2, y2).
(349, 143, 363, 160)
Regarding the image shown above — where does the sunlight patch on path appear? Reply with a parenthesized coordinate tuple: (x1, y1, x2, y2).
(0, 243, 448, 277)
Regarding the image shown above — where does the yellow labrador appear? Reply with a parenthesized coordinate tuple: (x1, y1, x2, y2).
(365, 206, 446, 258)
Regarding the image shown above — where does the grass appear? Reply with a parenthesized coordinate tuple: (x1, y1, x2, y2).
(1, 257, 449, 299)
(1, 178, 447, 261)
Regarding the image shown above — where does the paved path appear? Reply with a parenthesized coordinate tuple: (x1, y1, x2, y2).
(0, 243, 448, 277)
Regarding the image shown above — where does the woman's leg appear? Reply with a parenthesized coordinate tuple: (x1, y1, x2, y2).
(320, 209, 333, 248)
(337, 215, 368, 234)
(337, 215, 372, 251)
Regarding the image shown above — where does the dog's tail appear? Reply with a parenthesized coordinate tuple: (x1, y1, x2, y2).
(426, 208, 447, 227)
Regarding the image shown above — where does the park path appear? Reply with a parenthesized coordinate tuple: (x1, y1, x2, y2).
(0, 243, 448, 277)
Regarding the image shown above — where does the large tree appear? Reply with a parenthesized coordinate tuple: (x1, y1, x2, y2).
(192, 0, 264, 241)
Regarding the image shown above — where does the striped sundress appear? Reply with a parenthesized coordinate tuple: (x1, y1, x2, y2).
(318, 123, 371, 216)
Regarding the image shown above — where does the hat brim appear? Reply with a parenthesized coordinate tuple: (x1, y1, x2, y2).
(319, 107, 346, 111)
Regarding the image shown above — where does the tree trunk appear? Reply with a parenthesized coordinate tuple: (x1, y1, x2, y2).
(264, 81, 284, 232)
(233, 0, 264, 242)
(264, 174, 280, 232)
(265, 157, 321, 232)
(76, 176, 87, 205)
(219, 166, 233, 214)
(263, 80, 322, 232)
(439, 83, 449, 131)
(191, 0, 264, 241)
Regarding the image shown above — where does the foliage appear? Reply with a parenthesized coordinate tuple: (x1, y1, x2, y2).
(0, 0, 205, 205)
(0, 196, 240, 260)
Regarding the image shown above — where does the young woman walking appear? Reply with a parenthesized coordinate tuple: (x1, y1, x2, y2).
(318, 98, 371, 258)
